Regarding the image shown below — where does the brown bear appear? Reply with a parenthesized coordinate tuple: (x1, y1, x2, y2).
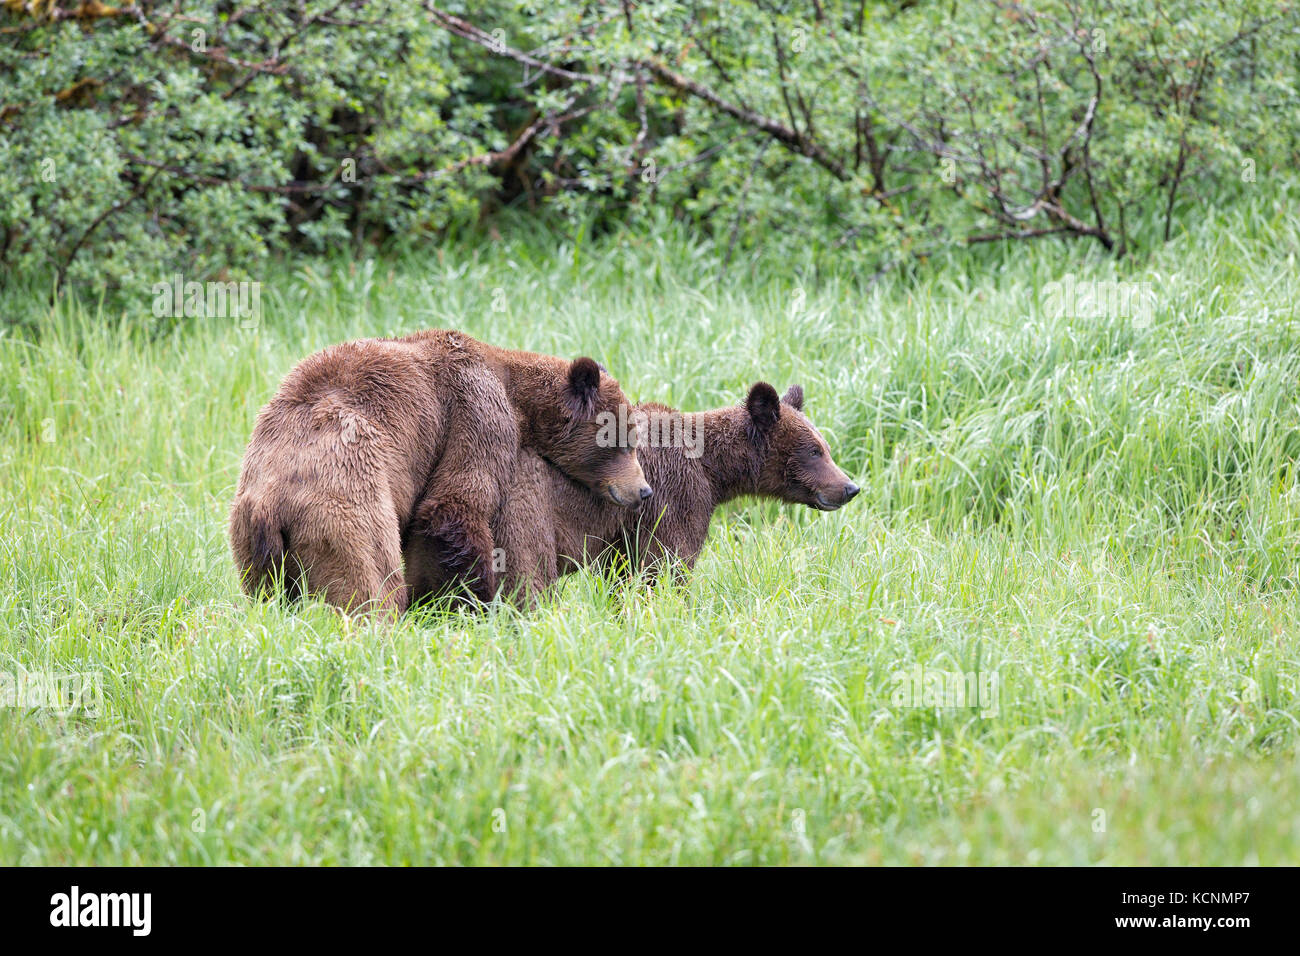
(403, 381, 858, 606)
(229, 329, 650, 616)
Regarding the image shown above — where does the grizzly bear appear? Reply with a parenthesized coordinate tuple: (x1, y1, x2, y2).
(229, 329, 650, 615)
(403, 381, 858, 606)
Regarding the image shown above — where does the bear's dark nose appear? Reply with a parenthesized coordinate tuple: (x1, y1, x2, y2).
(844, 482, 860, 501)
(639, 485, 654, 500)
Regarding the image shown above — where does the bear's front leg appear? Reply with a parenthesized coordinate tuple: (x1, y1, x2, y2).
(412, 495, 499, 604)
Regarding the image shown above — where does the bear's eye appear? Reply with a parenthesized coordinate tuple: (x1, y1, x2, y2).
(809, 447, 823, 459)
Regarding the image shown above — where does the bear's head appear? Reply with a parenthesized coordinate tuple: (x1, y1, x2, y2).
(533, 357, 652, 508)
(744, 382, 859, 511)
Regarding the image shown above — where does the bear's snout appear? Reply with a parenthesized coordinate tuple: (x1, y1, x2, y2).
(811, 475, 860, 511)
(599, 450, 653, 508)
(604, 478, 653, 507)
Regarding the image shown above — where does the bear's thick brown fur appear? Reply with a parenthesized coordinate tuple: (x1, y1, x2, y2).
(230, 329, 649, 615)
(404, 382, 858, 606)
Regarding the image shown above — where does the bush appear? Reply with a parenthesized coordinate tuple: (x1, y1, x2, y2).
(2, 1, 1296, 301)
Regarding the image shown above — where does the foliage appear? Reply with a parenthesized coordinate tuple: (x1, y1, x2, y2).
(2, 1, 1297, 297)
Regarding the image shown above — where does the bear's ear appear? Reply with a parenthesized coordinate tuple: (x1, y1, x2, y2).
(567, 357, 603, 413)
(782, 384, 804, 411)
(746, 382, 781, 435)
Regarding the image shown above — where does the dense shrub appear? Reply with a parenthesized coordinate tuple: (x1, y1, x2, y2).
(2, 1, 1296, 298)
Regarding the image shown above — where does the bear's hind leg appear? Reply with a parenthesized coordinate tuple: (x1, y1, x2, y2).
(296, 515, 407, 620)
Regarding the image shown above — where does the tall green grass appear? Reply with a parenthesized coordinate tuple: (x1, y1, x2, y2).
(1, 187, 1298, 864)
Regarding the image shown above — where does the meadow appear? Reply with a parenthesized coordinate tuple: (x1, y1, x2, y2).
(1, 187, 1298, 865)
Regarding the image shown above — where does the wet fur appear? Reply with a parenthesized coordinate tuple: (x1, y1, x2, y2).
(230, 330, 636, 615)
(405, 383, 858, 606)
